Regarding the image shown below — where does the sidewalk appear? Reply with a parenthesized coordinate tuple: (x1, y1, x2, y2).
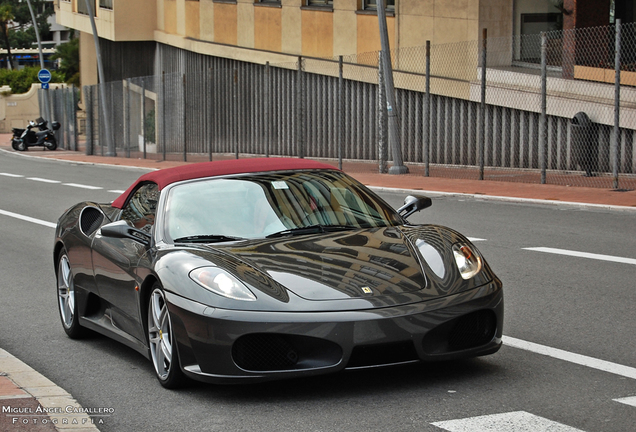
(2, 143, 636, 209)
(1, 140, 635, 431)
(0, 349, 99, 432)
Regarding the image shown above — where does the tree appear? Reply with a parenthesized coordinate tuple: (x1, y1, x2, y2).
(0, 4, 14, 69)
(0, 0, 53, 69)
(51, 33, 79, 86)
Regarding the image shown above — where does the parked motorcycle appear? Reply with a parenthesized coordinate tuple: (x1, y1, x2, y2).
(11, 117, 60, 151)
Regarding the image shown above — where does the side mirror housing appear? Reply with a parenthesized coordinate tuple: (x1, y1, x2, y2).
(100, 220, 151, 246)
(397, 195, 432, 219)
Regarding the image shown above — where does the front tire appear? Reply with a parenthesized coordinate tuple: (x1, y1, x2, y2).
(13, 139, 27, 151)
(57, 251, 86, 338)
(148, 284, 184, 388)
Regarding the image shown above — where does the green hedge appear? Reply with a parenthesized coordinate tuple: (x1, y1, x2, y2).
(0, 67, 64, 94)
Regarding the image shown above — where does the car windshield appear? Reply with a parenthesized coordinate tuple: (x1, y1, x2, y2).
(164, 170, 401, 242)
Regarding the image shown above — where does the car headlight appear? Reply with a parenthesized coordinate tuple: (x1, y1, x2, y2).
(452, 243, 482, 280)
(189, 267, 257, 301)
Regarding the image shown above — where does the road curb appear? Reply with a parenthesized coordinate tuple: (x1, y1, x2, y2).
(0, 148, 154, 172)
(0, 349, 100, 431)
(3, 146, 635, 212)
(368, 186, 636, 212)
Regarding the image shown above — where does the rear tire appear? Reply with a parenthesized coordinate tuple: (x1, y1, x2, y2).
(147, 284, 184, 389)
(57, 250, 87, 339)
(45, 137, 57, 151)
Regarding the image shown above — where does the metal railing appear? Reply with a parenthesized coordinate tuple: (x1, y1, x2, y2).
(39, 86, 80, 151)
(57, 21, 636, 189)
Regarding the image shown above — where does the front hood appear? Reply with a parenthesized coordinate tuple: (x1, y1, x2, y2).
(222, 227, 429, 301)
(157, 225, 494, 312)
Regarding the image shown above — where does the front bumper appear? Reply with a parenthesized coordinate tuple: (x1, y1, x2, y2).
(166, 279, 503, 384)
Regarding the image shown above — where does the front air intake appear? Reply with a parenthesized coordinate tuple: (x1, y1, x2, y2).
(423, 309, 497, 354)
(232, 333, 342, 372)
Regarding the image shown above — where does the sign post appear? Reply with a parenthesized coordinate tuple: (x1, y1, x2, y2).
(26, 0, 52, 125)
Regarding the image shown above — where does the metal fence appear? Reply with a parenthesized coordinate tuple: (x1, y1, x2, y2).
(60, 21, 636, 189)
(39, 86, 80, 151)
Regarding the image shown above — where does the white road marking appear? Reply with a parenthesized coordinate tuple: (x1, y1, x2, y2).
(26, 177, 61, 184)
(0, 209, 56, 228)
(467, 237, 486, 242)
(63, 183, 103, 190)
(0, 172, 24, 178)
(613, 396, 636, 407)
(504, 336, 636, 380)
(432, 411, 586, 432)
(523, 247, 636, 265)
(108, 190, 125, 194)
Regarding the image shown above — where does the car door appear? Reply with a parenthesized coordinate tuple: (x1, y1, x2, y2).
(91, 182, 159, 343)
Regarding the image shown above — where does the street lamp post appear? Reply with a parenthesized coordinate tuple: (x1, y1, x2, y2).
(25, 0, 51, 125)
(376, 0, 408, 174)
(84, 0, 115, 156)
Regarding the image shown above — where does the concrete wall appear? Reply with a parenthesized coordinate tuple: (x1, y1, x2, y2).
(56, 0, 157, 41)
(0, 84, 66, 133)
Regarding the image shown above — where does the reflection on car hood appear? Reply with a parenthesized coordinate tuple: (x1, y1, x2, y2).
(218, 227, 431, 301)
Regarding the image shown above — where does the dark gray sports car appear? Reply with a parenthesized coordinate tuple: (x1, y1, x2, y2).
(54, 158, 503, 388)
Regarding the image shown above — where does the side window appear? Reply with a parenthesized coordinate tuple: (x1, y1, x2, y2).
(121, 183, 159, 232)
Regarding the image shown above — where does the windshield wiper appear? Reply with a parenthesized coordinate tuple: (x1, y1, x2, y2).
(173, 234, 244, 243)
(266, 224, 357, 239)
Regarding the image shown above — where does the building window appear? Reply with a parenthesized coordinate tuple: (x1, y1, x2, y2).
(99, 0, 113, 9)
(77, 0, 96, 16)
(363, 0, 395, 11)
(307, 0, 333, 6)
(256, 0, 281, 4)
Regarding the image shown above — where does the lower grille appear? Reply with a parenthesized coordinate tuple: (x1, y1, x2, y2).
(232, 333, 342, 372)
(233, 334, 298, 371)
(448, 310, 497, 351)
(423, 309, 497, 354)
(347, 341, 418, 368)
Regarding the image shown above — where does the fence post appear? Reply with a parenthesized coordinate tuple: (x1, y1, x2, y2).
(265, 61, 271, 158)
(125, 79, 131, 158)
(162, 71, 166, 161)
(613, 19, 621, 190)
(338, 55, 344, 170)
(540, 32, 548, 184)
(72, 85, 78, 151)
(424, 40, 431, 177)
(297, 56, 305, 159)
(142, 78, 147, 159)
(65, 88, 70, 150)
(233, 68, 239, 159)
(208, 67, 213, 161)
(84, 85, 93, 156)
(183, 73, 187, 162)
(479, 29, 487, 180)
(378, 58, 388, 174)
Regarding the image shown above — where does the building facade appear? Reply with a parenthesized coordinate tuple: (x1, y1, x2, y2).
(56, 0, 521, 87)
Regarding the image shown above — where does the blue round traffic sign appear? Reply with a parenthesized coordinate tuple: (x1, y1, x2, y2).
(38, 69, 51, 84)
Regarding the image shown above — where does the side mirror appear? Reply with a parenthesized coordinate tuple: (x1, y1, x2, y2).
(397, 195, 432, 219)
(100, 220, 151, 246)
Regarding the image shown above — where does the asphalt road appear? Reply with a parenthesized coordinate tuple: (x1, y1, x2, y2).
(0, 151, 635, 432)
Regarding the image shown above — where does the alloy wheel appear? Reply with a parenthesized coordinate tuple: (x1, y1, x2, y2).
(57, 254, 74, 329)
(148, 288, 174, 380)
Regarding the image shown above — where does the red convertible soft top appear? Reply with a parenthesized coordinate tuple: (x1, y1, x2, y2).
(111, 157, 338, 209)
